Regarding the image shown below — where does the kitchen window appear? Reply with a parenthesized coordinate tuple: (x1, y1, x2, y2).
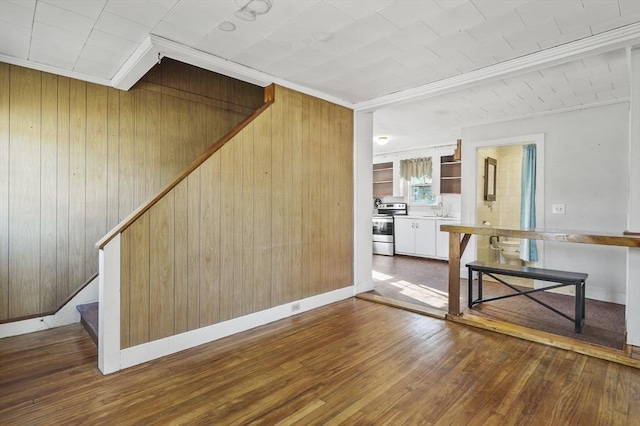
(410, 175, 436, 205)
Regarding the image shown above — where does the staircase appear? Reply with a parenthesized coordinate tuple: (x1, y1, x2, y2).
(76, 302, 99, 345)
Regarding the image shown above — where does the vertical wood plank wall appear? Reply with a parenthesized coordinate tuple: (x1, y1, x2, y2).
(0, 60, 263, 320)
(119, 85, 354, 348)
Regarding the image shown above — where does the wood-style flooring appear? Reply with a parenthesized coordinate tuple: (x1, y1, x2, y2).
(372, 254, 626, 350)
(1, 299, 639, 425)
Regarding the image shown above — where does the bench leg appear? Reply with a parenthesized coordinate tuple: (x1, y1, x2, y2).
(468, 267, 473, 309)
(575, 280, 585, 333)
(478, 272, 483, 302)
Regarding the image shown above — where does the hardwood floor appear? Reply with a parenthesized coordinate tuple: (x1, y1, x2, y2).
(1, 299, 638, 425)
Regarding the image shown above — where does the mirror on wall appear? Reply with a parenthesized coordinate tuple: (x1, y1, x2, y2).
(484, 157, 497, 201)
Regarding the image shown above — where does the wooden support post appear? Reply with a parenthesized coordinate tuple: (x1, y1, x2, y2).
(448, 231, 461, 315)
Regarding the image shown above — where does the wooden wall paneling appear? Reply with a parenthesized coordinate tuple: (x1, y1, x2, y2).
(300, 95, 312, 299)
(232, 131, 244, 318)
(240, 128, 255, 315)
(55, 77, 70, 306)
(120, 226, 130, 349)
(339, 107, 354, 286)
(199, 154, 221, 326)
(128, 213, 150, 346)
(280, 89, 294, 302)
(320, 101, 333, 293)
(149, 194, 175, 341)
(107, 88, 120, 230)
(270, 92, 285, 306)
(307, 97, 323, 297)
(0, 63, 9, 319)
(68, 79, 87, 295)
(186, 170, 201, 330)
(219, 143, 235, 321)
(8, 66, 41, 317)
(145, 90, 162, 198)
(253, 110, 272, 312)
(85, 84, 108, 279)
(174, 180, 189, 334)
(288, 89, 304, 301)
(134, 89, 147, 208)
(118, 90, 135, 223)
(40, 73, 59, 312)
(161, 95, 180, 191)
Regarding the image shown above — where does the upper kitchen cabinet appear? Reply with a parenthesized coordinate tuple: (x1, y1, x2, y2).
(373, 162, 393, 197)
(440, 154, 461, 194)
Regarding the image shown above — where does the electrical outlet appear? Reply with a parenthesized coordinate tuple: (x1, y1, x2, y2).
(552, 204, 566, 215)
(291, 302, 300, 312)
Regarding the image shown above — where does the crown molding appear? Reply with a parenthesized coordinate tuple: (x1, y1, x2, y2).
(355, 22, 640, 112)
(111, 34, 354, 108)
(0, 54, 111, 86)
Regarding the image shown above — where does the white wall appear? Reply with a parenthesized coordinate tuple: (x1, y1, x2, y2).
(462, 102, 630, 304)
(354, 112, 374, 293)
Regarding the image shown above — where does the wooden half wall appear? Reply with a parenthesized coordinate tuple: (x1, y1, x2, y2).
(119, 85, 354, 348)
(0, 60, 264, 320)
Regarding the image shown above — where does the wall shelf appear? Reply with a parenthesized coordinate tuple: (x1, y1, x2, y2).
(373, 162, 394, 197)
(440, 155, 461, 194)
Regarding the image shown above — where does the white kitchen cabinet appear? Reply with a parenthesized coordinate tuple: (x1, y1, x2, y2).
(436, 220, 456, 259)
(395, 217, 436, 257)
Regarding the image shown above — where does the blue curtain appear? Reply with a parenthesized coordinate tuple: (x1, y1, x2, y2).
(520, 144, 538, 262)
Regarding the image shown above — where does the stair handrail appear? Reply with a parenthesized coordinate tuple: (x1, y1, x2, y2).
(96, 84, 275, 250)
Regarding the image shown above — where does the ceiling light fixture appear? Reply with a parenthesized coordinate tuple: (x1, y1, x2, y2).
(376, 136, 389, 146)
(234, 0, 272, 21)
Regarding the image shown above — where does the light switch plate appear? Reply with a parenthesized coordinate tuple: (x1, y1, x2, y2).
(552, 204, 566, 215)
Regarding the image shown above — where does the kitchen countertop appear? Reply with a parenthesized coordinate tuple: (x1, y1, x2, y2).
(398, 215, 460, 221)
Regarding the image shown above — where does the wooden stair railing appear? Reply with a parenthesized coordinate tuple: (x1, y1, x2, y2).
(96, 84, 275, 250)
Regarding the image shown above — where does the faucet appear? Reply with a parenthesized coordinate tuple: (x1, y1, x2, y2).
(437, 202, 444, 217)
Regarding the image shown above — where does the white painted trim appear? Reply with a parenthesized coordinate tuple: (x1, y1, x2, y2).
(119, 286, 354, 371)
(355, 23, 640, 112)
(110, 36, 158, 92)
(111, 35, 354, 108)
(355, 280, 374, 294)
(460, 133, 546, 271)
(0, 54, 111, 87)
(98, 235, 121, 375)
(0, 278, 98, 339)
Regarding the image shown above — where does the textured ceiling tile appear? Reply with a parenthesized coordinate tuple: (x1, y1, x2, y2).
(95, 11, 151, 42)
(590, 14, 639, 35)
(387, 21, 440, 51)
(161, 1, 222, 38)
(327, 0, 394, 20)
(32, 20, 87, 51)
(263, 55, 311, 78)
(74, 55, 120, 78)
(0, 0, 35, 27)
(5, 0, 36, 11)
(467, 11, 525, 43)
(537, 27, 592, 50)
(461, 35, 513, 63)
(470, 0, 527, 20)
(514, 0, 583, 27)
(353, 39, 404, 64)
(40, 0, 106, 19)
(424, 1, 486, 37)
(311, 31, 365, 56)
(555, 1, 619, 34)
(193, 31, 253, 58)
(503, 19, 560, 49)
(339, 11, 398, 43)
(0, 20, 31, 58)
(29, 37, 80, 69)
(147, 0, 179, 9)
(233, 38, 292, 64)
(79, 43, 128, 66)
(35, 1, 95, 33)
(425, 30, 478, 56)
(229, 18, 276, 44)
(377, 0, 443, 29)
(104, 0, 170, 28)
(86, 29, 139, 57)
(391, 45, 441, 68)
(153, 21, 204, 46)
(290, 1, 354, 33)
(620, 0, 640, 15)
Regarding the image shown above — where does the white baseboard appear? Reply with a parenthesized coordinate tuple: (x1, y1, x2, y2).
(119, 286, 355, 372)
(0, 278, 99, 339)
(355, 280, 374, 294)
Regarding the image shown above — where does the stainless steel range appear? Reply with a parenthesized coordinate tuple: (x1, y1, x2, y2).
(372, 203, 407, 256)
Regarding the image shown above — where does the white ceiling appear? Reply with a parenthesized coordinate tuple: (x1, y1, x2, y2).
(1, 0, 639, 153)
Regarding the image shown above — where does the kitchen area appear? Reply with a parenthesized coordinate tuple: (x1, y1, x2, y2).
(370, 141, 462, 311)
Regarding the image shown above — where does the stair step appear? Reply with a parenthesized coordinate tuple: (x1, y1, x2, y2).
(76, 302, 98, 346)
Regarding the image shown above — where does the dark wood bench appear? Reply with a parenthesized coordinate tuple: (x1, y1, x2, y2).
(466, 261, 588, 333)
